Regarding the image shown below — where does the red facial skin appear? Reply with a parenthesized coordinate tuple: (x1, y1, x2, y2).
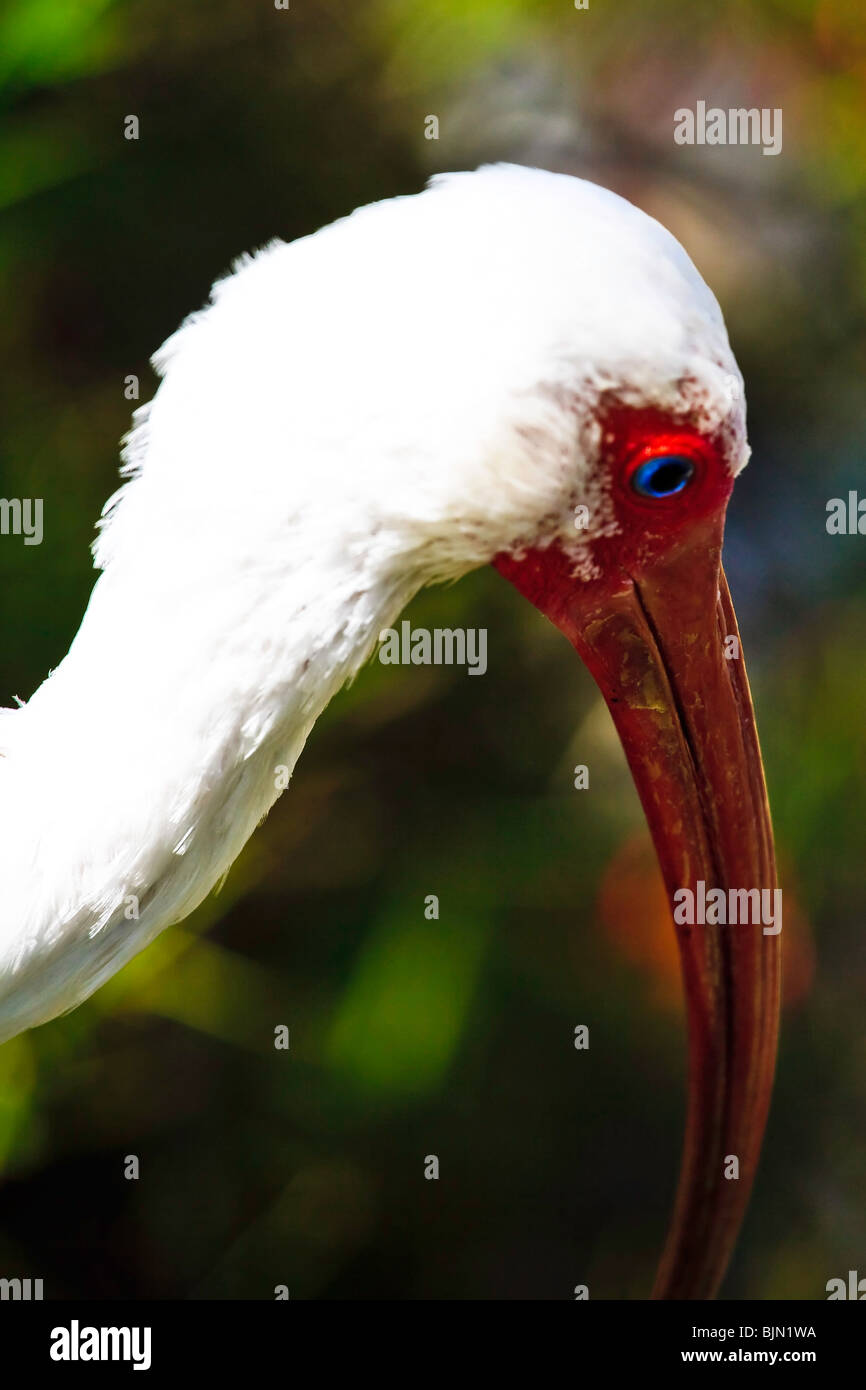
(495, 406, 780, 1301)
(497, 404, 735, 609)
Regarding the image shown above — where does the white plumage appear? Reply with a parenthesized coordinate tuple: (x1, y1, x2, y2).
(0, 164, 747, 1043)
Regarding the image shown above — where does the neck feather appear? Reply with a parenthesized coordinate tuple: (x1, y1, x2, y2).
(0, 540, 414, 1041)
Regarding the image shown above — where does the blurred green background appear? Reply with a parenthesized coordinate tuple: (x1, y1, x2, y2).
(0, 0, 864, 1300)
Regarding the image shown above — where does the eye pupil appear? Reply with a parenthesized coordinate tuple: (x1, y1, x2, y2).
(631, 455, 695, 499)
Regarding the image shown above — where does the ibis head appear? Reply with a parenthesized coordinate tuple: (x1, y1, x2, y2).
(0, 164, 779, 1299)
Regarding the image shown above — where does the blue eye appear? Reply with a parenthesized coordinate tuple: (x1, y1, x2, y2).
(631, 455, 695, 499)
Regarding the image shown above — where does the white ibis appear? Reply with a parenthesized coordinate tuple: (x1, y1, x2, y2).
(0, 164, 779, 1299)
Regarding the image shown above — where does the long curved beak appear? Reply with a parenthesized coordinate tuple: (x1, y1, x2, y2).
(496, 514, 780, 1299)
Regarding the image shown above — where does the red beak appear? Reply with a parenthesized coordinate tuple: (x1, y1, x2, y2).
(496, 510, 780, 1299)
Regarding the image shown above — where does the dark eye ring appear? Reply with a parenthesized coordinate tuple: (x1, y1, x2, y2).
(631, 454, 695, 499)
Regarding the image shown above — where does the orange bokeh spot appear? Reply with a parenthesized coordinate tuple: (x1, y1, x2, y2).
(597, 832, 815, 1012)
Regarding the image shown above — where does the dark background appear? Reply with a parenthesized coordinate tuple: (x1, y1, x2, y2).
(0, 0, 864, 1299)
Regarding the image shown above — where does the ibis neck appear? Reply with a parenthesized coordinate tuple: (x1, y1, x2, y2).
(0, 545, 412, 1041)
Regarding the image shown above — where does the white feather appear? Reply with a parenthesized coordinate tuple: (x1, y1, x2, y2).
(0, 164, 747, 1041)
